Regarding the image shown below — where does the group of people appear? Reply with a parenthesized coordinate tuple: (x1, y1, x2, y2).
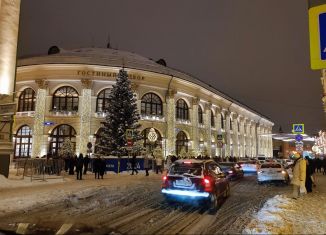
(291, 154, 325, 199)
(63, 154, 106, 180)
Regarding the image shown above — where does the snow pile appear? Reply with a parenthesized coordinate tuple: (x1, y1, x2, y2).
(0, 175, 13, 187)
(243, 192, 326, 234)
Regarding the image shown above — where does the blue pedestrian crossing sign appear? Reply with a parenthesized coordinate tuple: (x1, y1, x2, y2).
(292, 124, 304, 134)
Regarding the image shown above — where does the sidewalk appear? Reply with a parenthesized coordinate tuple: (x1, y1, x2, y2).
(243, 173, 326, 234)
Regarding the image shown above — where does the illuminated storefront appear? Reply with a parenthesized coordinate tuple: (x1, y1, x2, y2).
(14, 47, 273, 158)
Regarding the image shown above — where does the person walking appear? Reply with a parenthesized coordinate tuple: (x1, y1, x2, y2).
(93, 155, 101, 179)
(143, 152, 150, 176)
(291, 153, 307, 199)
(76, 153, 84, 180)
(322, 157, 326, 175)
(83, 154, 90, 174)
(130, 153, 138, 175)
(155, 155, 163, 174)
(305, 157, 314, 193)
(99, 157, 106, 179)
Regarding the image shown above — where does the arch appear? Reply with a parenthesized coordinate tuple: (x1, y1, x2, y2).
(176, 130, 188, 156)
(49, 124, 76, 156)
(14, 125, 32, 158)
(176, 99, 189, 120)
(141, 128, 162, 152)
(96, 88, 111, 112)
(18, 88, 36, 112)
(141, 92, 163, 116)
(52, 86, 79, 111)
(198, 106, 203, 124)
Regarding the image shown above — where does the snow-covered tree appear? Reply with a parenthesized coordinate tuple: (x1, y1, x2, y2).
(96, 69, 141, 156)
(58, 138, 74, 158)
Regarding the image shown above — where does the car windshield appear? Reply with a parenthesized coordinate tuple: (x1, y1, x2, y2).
(169, 163, 202, 176)
(261, 163, 282, 168)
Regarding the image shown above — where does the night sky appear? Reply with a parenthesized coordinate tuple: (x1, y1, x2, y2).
(17, 0, 325, 135)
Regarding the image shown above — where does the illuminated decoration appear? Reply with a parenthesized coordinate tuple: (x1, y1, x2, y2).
(31, 89, 46, 157)
(147, 127, 158, 143)
(166, 90, 176, 155)
(205, 103, 212, 157)
(79, 89, 92, 154)
(0, 0, 21, 95)
(313, 130, 326, 154)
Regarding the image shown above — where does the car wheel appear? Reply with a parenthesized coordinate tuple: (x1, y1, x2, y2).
(206, 193, 219, 214)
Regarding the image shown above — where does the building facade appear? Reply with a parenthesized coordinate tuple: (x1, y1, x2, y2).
(14, 47, 273, 159)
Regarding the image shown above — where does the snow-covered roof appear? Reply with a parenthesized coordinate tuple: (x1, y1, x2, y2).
(17, 47, 272, 122)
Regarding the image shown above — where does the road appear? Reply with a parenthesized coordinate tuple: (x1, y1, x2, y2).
(0, 173, 290, 235)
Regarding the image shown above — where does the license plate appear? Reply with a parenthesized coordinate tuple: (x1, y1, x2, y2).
(175, 179, 192, 187)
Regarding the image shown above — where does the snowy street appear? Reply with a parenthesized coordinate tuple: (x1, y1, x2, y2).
(0, 172, 290, 235)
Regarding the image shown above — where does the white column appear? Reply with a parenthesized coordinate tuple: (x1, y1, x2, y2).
(31, 80, 48, 157)
(232, 114, 239, 157)
(204, 103, 212, 157)
(0, 0, 21, 95)
(166, 90, 176, 155)
(191, 97, 199, 155)
(225, 112, 231, 157)
(78, 80, 92, 155)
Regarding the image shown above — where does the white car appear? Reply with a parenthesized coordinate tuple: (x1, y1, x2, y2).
(257, 163, 290, 184)
(238, 160, 258, 173)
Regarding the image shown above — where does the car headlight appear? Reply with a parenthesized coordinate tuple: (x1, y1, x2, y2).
(281, 170, 286, 174)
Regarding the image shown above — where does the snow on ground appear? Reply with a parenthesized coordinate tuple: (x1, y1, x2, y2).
(243, 174, 326, 234)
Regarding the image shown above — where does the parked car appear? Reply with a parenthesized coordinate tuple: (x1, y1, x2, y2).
(161, 159, 230, 212)
(257, 163, 290, 184)
(218, 162, 244, 180)
(238, 160, 259, 173)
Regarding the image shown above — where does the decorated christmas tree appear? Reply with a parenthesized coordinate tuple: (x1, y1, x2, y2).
(96, 69, 141, 156)
(58, 138, 74, 158)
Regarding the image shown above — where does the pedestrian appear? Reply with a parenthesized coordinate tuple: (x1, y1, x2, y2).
(322, 157, 326, 175)
(305, 157, 314, 193)
(83, 154, 90, 174)
(69, 155, 76, 175)
(99, 157, 106, 179)
(155, 155, 163, 174)
(316, 157, 322, 173)
(171, 155, 177, 163)
(130, 153, 138, 175)
(93, 155, 101, 179)
(76, 153, 84, 180)
(291, 153, 307, 199)
(143, 152, 150, 176)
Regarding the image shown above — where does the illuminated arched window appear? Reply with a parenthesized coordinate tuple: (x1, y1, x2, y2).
(14, 125, 32, 158)
(96, 88, 111, 112)
(176, 131, 188, 156)
(52, 86, 79, 111)
(176, 99, 189, 120)
(141, 93, 163, 116)
(141, 128, 162, 152)
(211, 110, 215, 127)
(49, 124, 76, 156)
(18, 88, 36, 112)
(198, 106, 203, 124)
(221, 114, 225, 129)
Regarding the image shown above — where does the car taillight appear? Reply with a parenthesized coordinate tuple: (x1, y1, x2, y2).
(162, 175, 168, 188)
(228, 170, 233, 174)
(203, 178, 213, 192)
